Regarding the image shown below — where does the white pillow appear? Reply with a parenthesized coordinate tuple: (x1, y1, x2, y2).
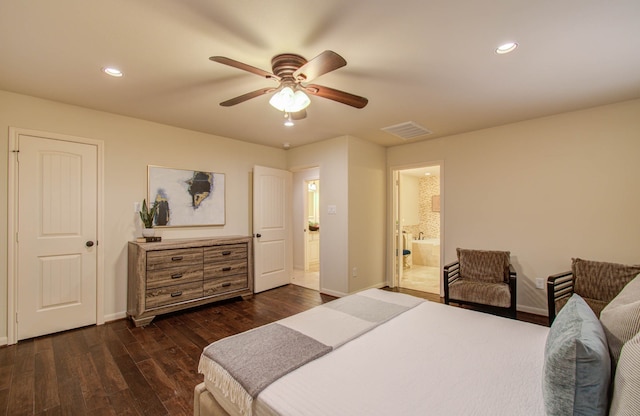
(600, 273, 640, 362)
(609, 331, 640, 415)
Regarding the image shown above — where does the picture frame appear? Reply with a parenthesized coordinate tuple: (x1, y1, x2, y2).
(432, 195, 441, 212)
(147, 165, 225, 227)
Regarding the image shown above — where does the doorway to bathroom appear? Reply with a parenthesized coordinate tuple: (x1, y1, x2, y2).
(392, 164, 442, 295)
(291, 168, 320, 291)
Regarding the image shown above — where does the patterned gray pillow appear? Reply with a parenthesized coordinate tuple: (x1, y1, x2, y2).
(543, 294, 611, 416)
(609, 331, 640, 415)
(600, 273, 640, 363)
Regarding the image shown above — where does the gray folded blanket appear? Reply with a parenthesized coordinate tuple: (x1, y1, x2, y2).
(199, 289, 424, 416)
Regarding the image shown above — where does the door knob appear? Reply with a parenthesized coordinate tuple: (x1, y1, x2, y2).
(86, 241, 94, 247)
(256, 233, 262, 238)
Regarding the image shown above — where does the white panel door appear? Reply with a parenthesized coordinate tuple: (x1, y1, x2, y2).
(17, 134, 98, 340)
(253, 165, 292, 293)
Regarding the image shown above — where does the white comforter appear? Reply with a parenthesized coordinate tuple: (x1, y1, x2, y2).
(206, 290, 549, 416)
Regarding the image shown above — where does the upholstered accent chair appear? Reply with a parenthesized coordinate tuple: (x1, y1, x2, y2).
(547, 258, 640, 326)
(444, 249, 517, 319)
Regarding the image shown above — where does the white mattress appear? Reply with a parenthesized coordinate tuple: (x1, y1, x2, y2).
(204, 292, 549, 416)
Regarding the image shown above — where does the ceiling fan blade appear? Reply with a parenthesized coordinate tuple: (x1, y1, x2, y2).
(304, 84, 368, 109)
(293, 50, 346, 83)
(220, 88, 275, 107)
(290, 109, 307, 120)
(210, 56, 279, 81)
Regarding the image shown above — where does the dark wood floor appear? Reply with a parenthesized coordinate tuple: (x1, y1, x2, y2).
(0, 284, 545, 415)
(0, 285, 335, 416)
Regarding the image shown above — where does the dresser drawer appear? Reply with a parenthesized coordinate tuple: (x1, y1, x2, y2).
(147, 248, 203, 271)
(204, 259, 247, 279)
(204, 244, 247, 263)
(128, 237, 253, 327)
(146, 281, 203, 309)
(204, 275, 248, 296)
(146, 265, 203, 290)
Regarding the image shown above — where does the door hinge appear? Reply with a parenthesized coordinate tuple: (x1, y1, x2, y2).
(15, 312, 18, 323)
(15, 232, 19, 243)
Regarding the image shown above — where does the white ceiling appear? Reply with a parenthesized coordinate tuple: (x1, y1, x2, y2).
(2, 0, 639, 149)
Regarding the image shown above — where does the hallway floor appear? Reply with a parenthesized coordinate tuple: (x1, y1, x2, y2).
(292, 268, 319, 291)
(400, 264, 440, 295)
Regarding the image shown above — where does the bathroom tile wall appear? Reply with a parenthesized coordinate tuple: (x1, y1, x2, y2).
(403, 175, 440, 239)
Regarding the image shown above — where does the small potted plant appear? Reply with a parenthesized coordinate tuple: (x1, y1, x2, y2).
(139, 198, 159, 237)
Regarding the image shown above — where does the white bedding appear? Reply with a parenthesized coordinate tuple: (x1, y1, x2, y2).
(201, 290, 549, 416)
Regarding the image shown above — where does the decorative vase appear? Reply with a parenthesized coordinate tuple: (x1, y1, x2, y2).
(142, 228, 155, 237)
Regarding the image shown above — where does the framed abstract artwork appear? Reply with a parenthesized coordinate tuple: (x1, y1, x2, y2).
(147, 165, 225, 226)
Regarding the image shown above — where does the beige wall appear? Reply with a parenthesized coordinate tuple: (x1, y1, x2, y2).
(347, 136, 387, 293)
(287, 137, 350, 296)
(0, 90, 285, 342)
(388, 99, 640, 314)
(287, 135, 387, 296)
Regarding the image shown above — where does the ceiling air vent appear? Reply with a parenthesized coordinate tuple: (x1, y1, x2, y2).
(381, 121, 432, 140)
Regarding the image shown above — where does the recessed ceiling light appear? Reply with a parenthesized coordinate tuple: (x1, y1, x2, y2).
(102, 67, 123, 77)
(496, 42, 518, 54)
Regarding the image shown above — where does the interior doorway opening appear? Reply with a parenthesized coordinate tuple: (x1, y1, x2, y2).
(291, 168, 320, 291)
(393, 164, 442, 295)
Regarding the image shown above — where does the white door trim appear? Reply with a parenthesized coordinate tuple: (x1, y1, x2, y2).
(387, 160, 444, 292)
(7, 127, 104, 345)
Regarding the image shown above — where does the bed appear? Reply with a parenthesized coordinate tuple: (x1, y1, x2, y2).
(195, 289, 551, 416)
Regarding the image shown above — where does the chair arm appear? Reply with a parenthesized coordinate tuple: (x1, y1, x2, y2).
(547, 271, 574, 326)
(443, 261, 460, 304)
(508, 264, 517, 313)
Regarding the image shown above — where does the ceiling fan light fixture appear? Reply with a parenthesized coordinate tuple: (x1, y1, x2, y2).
(283, 112, 295, 127)
(269, 87, 310, 112)
(293, 90, 311, 110)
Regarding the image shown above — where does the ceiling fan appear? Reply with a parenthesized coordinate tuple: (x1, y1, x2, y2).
(210, 50, 368, 122)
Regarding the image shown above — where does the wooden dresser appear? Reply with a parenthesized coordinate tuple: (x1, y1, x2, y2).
(127, 236, 253, 327)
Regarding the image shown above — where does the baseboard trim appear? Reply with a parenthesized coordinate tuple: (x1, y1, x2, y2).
(0, 336, 7, 347)
(517, 304, 548, 317)
(104, 311, 127, 322)
(319, 288, 348, 298)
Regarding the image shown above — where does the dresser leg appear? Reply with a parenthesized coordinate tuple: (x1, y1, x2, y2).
(131, 315, 155, 327)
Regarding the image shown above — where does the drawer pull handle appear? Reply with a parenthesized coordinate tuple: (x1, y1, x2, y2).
(222, 282, 232, 287)
(171, 256, 183, 261)
(222, 267, 232, 272)
(171, 291, 183, 297)
(222, 251, 232, 256)
(171, 273, 183, 279)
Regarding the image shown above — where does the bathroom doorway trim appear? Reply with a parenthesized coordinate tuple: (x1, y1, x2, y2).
(387, 161, 444, 295)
